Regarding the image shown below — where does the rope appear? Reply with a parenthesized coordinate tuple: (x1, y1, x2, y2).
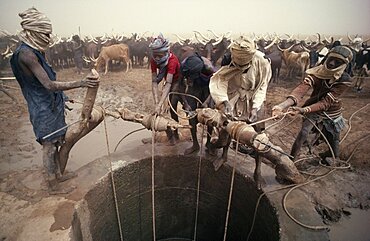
(305, 117, 351, 170)
(103, 117, 124, 241)
(193, 125, 205, 241)
(247, 105, 370, 238)
(151, 115, 157, 241)
(246, 184, 296, 241)
(167, 91, 203, 120)
(340, 103, 370, 144)
(223, 136, 241, 241)
(114, 127, 146, 152)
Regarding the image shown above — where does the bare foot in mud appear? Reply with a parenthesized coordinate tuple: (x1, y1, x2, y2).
(56, 171, 78, 183)
(49, 185, 76, 195)
(254, 176, 266, 190)
(213, 157, 227, 171)
(48, 179, 76, 195)
(184, 144, 200, 155)
(167, 136, 179, 146)
(142, 137, 152, 144)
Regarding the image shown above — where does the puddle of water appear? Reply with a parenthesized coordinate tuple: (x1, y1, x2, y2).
(68, 118, 151, 171)
(329, 208, 370, 241)
(1, 109, 151, 174)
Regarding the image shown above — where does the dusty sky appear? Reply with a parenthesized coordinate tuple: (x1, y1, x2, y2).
(0, 0, 369, 39)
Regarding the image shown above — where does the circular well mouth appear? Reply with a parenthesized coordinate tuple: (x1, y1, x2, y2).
(71, 155, 279, 241)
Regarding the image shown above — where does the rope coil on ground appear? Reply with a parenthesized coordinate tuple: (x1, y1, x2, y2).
(247, 104, 369, 239)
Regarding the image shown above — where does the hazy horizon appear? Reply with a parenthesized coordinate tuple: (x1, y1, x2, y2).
(1, 0, 369, 40)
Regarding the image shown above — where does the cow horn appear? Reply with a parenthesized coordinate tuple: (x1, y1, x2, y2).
(4, 52, 12, 58)
(363, 37, 370, 43)
(10, 38, 19, 43)
(1, 45, 10, 55)
(224, 31, 232, 39)
(174, 33, 186, 42)
(89, 34, 98, 42)
(277, 43, 294, 52)
(264, 37, 277, 50)
(227, 40, 234, 49)
(82, 56, 91, 63)
(174, 35, 183, 44)
(141, 31, 148, 38)
(0, 30, 6, 37)
(300, 44, 310, 52)
(324, 36, 332, 44)
(90, 56, 97, 62)
(193, 31, 210, 42)
(347, 33, 354, 43)
(67, 34, 73, 42)
(212, 34, 224, 46)
(207, 29, 220, 38)
(193, 32, 207, 45)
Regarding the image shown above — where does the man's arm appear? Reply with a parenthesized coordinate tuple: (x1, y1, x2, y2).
(151, 73, 160, 104)
(155, 73, 173, 114)
(19, 48, 98, 91)
(271, 75, 312, 117)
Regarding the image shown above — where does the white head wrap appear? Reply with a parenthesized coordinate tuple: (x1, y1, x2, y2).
(18, 7, 53, 52)
(230, 37, 256, 68)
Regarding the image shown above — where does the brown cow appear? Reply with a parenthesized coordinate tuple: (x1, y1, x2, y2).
(94, 43, 132, 74)
(278, 45, 310, 81)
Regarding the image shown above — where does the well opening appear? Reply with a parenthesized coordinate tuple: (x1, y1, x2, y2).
(72, 155, 280, 241)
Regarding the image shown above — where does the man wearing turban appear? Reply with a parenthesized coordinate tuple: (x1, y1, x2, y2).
(272, 45, 353, 163)
(149, 33, 182, 145)
(208, 37, 272, 178)
(10, 7, 99, 194)
(210, 37, 272, 122)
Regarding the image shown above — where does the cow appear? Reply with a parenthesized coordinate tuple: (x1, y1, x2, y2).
(266, 50, 283, 83)
(353, 45, 370, 92)
(307, 45, 329, 68)
(277, 44, 310, 81)
(127, 38, 150, 67)
(193, 31, 231, 66)
(262, 37, 283, 83)
(93, 43, 132, 74)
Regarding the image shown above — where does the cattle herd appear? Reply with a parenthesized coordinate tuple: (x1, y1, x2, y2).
(0, 30, 369, 83)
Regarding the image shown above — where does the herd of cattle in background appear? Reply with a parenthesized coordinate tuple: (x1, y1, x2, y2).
(0, 29, 369, 83)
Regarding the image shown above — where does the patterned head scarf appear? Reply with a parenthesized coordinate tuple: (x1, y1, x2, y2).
(18, 7, 53, 52)
(230, 37, 256, 67)
(149, 33, 170, 65)
(306, 45, 353, 82)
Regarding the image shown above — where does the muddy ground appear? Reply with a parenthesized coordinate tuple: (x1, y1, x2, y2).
(0, 65, 370, 240)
